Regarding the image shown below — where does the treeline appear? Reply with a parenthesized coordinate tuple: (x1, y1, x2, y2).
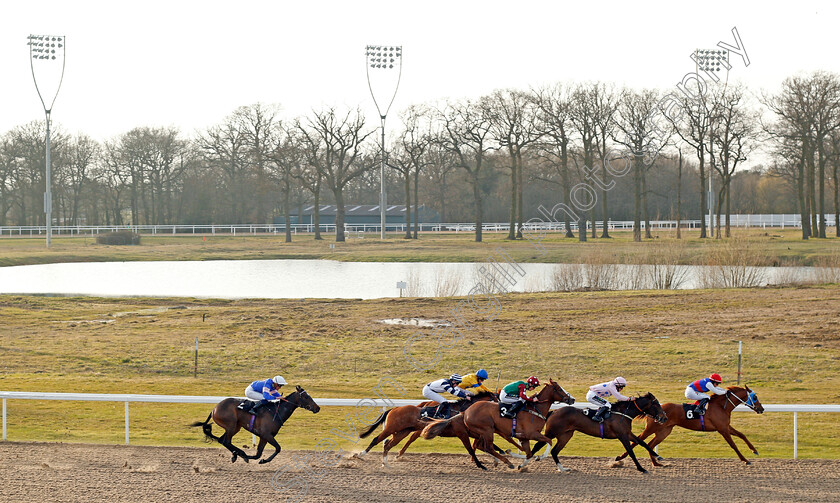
(1, 73, 838, 242)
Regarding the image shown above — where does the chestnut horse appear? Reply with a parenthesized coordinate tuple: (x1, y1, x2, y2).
(509, 392, 667, 473)
(423, 379, 575, 469)
(613, 386, 764, 466)
(356, 391, 495, 466)
(191, 386, 320, 464)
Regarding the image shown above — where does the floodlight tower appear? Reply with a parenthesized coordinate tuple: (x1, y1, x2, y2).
(28, 34, 66, 248)
(694, 48, 729, 237)
(365, 45, 402, 239)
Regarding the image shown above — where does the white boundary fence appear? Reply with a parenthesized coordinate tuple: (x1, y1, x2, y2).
(1, 214, 835, 237)
(1, 391, 837, 459)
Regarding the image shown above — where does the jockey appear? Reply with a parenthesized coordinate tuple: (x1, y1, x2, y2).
(238, 375, 287, 415)
(499, 376, 540, 418)
(422, 374, 471, 419)
(458, 369, 493, 396)
(685, 373, 726, 416)
(586, 377, 631, 423)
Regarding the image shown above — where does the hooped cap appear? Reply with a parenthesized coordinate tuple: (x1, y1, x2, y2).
(709, 373, 723, 383)
(614, 377, 627, 387)
(272, 375, 287, 386)
(476, 369, 489, 380)
(527, 376, 540, 387)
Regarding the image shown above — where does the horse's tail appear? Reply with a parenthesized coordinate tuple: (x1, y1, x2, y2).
(359, 408, 391, 438)
(190, 412, 219, 443)
(421, 417, 452, 440)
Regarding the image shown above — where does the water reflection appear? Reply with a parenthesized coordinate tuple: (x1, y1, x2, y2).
(0, 259, 826, 299)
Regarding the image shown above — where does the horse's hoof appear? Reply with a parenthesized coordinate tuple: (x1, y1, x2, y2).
(656, 456, 665, 462)
(478, 464, 487, 471)
(506, 464, 515, 470)
(557, 466, 571, 473)
(258, 459, 267, 464)
(752, 450, 759, 456)
(505, 449, 512, 455)
(639, 469, 649, 474)
(745, 460, 752, 466)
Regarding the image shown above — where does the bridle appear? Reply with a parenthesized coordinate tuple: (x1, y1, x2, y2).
(725, 389, 759, 412)
(274, 391, 318, 415)
(625, 396, 666, 423)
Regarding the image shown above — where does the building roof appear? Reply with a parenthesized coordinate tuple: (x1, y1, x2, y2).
(293, 204, 425, 217)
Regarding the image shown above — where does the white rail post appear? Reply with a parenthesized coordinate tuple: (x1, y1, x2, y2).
(793, 411, 798, 459)
(125, 401, 130, 445)
(2, 398, 6, 441)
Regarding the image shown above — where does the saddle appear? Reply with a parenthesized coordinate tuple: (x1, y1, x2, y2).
(682, 403, 700, 419)
(582, 407, 611, 421)
(419, 406, 438, 419)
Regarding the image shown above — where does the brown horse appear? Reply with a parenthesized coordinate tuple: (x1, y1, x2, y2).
(510, 392, 667, 473)
(613, 386, 764, 466)
(423, 379, 575, 469)
(356, 391, 496, 466)
(191, 385, 320, 464)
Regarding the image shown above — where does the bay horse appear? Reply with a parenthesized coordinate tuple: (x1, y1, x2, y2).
(356, 391, 496, 466)
(191, 385, 320, 464)
(613, 386, 764, 466)
(509, 392, 667, 473)
(423, 379, 575, 469)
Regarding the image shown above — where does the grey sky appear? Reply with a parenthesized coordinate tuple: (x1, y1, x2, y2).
(1, 0, 836, 142)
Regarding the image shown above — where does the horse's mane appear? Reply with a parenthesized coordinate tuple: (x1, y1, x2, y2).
(470, 391, 497, 401)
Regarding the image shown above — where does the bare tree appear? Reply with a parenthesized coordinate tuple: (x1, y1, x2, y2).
(299, 107, 374, 242)
(569, 84, 602, 241)
(64, 133, 100, 225)
(533, 83, 576, 238)
(237, 104, 282, 224)
(424, 131, 458, 224)
(484, 88, 541, 239)
(270, 123, 304, 242)
(197, 114, 252, 223)
(437, 99, 495, 242)
(614, 88, 666, 242)
(392, 105, 433, 239)
(711, 85, 758, 237)
(666, 84, 715, 238)
(590, 83, 620, 238)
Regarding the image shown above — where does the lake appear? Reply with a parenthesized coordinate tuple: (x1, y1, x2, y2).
(0, 260, 826, 299)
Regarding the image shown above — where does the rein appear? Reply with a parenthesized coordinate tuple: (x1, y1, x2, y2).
(725, 390, 757, 411)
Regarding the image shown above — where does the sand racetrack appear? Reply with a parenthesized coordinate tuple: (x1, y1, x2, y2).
(1, 442, 839, 503)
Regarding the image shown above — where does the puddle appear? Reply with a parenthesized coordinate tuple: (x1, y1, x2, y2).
(378, 318, 452, 328)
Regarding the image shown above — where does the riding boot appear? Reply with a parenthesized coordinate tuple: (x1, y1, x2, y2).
(592, 406, 610, 423)
(237, 400, 254, 413)
(696, 398, 709, 416)
(434, 402, 450, 419)
(504, 401, 524, 419)
(250, 399, 269, 416)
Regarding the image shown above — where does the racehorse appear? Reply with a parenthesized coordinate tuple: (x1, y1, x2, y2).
(509, 392, 667, 473)
(356, 391, 496, 466)
(191, 385, 320, 464)
(423, 379, 575, 469)
(612, 386, 764, 466)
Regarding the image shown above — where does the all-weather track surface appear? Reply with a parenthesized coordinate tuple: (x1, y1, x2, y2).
(1, 442, 839, 503)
